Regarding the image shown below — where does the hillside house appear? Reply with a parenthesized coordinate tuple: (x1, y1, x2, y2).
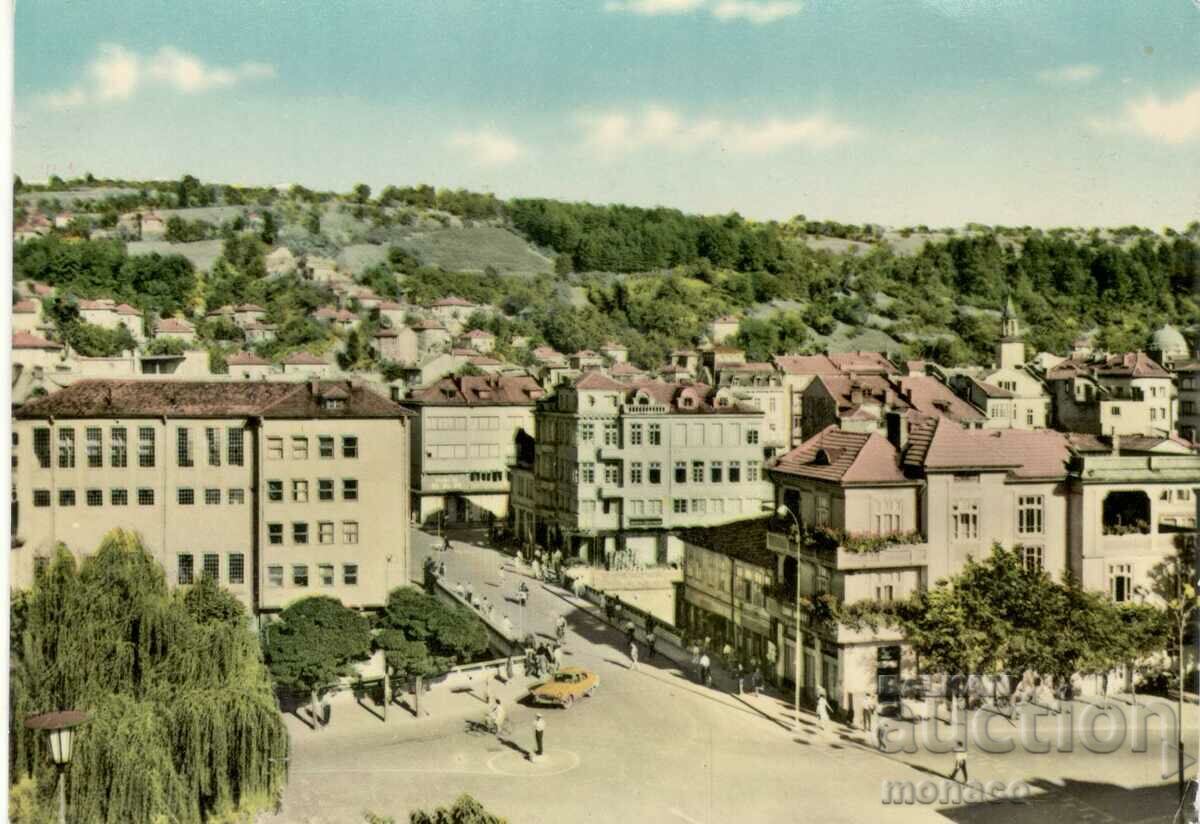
(153, 317, 197, 343)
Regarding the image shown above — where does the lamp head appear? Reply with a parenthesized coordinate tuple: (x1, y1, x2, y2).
(776, 504, 789, 518)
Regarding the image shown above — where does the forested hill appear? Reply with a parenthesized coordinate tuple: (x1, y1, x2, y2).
(13, 174, 1200, 369)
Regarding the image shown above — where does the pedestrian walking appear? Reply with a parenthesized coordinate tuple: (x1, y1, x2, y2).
(629, 641, 639, 671)
(439, 561, 446, 578)
(699, 653, 711, 686)
(455, 581, 465, 599)
(493, 698, 507, 740)
(534, 714, 545, 758)
(532, 559, 542, 581)
(552, 644, 563, 673)
(735, 662, 744, 695)
(949, 740, 968, 783)
(722, 642, 734, 670)
(816, 690, 831, 732)
(556, 615, 567, 642)
(862, 692, 876, 732)
(625, 620, 636, 647)
(443, 536, 452, 552)
(503, 615, 513, 636)
(752, 667, 764, 698)
(691, 644, 701, 680)
(647, 629, 657, 661)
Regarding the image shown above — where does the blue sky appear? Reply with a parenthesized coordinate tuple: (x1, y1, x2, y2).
(13, 0, 1200, 227)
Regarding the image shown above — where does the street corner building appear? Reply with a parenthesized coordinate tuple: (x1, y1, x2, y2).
(11, 378, 413, 617)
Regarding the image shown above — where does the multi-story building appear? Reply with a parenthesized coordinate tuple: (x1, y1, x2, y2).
(512, 371, 773, 568)
(1177, 358, 1200, 443)
(12, 379, 411, 617)
(710, 361, 789, 450)
(406, 374, 544, 526)
(965, 298, 1052, 429)
(774, 352, 899, 447)
(1045, 351, 1176, 436)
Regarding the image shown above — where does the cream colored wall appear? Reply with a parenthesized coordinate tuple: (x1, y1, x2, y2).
(12, 312, 41, 334)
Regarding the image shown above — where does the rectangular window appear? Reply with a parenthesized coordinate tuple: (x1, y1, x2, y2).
(205, 488, 221, 505)
(267, 523, 283, 545)
(630, 463, 643, 484)
(138, 488, 154, 506)
(630, 424, 643, 446)
(875, 585, 894, 602)
(178, 488, 195, 506)
(649, 462, 661, 484)
(649, 424, 661, 445)
(675, 461, 687, 483)
(343, 521, 359, 544)
(86, 489, 103, 507)
(292, 564, 309, 587)
(343, 563, 359, 585)
(228, 553, 245, 585)
(710, 461, 723, 483)
(228, 488, 245, 505)
(58, 428, 75, 468)
(267, 565, 283, 587)
(673, 498, 688, 513)
(342, 479, 359, 501)
(579, 423, 594, 442)
(204, 428, 219, 467)
(604, 464, 620, 484)
(33, 490, 51, 507)
(319, 436, 334, 458)
(203, 553, 220, 581)
(952, 502, 979, 540)
(319, 521, 334, 544)
(293, 480, 309, 503)
(34, 427, 51, 468)
(1021, 545, 1043, 572)
(139, 428, 155, 467)
(319, 564, 335, 587)
(227, 427, 244, 466)
(729, 461, 741, 482)
(692, 461, 704, 483)
(342, 436, 358, 458)
(1018, 495, 1044, 536)
(748, 461, 760, 482)
(603, 423, 618, 446)
(177, 428, 193, 467)
(1026, 409, 1034, 426)
(178, 554, 194, 585)
(110, 427, 127, 467)
(292, 437, 308, 460)
(581, 463, 595, 484)
(691, 498, 706, 513)
(1109, 563, 1133, 603)
(86, 427, 102, 468)
(267, 480, 283, 502)
(747, 429, 760, 445)
(318, 479, 334, 501)
(293, 523, 309, 544)
(58, 489, 75, 507)
(267, 437, 283, 460)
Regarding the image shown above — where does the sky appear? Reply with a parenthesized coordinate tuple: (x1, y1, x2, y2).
(11, 0, 1200, 228)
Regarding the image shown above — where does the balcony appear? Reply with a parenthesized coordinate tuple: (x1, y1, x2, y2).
(767, 522, 927, 571)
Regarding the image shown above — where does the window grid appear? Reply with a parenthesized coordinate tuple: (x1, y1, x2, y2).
(58, 428, 75, 468)
(342, 479, 359, 501)
(293, 480, 309, 503)
(139, 428, 155, 468)
(178, 488, 195, 506)
(343, 521, 359, 544)
(318, 479, 334, 501)
(319, 564, 335, 586)
(33, 490, 51, 507)
(227, 427, 244, 466)
(177, 428, 193, 467)
(205, 488, 221, 505)
(228, 553, 245, 585)
(292, 564, 309, 587)
(319, 436, 334, 458)
(292, 437, 308, 460)
(343, 563, 359, 585)
(319, 522, 334, 544)
(293, 522, 309, 544)
(110, 427, 127, 468)
(178, 554, 194, 585)
(58, 489, 75, 507)
(268, 523, 283, 545)
(86, 489, 103, 507)
(34, 427, 51, 468)
(202, 553, 220, 581)
(138, 488, 155, 506)
(342, 436, 358, 458)
(228, 488, 245, 505)
(207, 428, 221, 466)
(111, 488, 128, 506)
(268, 565, 283, 587)
(86, 427, 102, 468)
(267, 480, 283, 502)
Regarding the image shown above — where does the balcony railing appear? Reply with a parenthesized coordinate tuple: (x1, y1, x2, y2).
(767, 518, 924, 555)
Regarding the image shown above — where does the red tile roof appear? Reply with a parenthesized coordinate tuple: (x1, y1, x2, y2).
(115, 303, 142, 316)
(226, 351, 272, 366)
(1047, 351, 1170, 380)
(895, 375, 985, 423)
(772, 426, 907, 485)
(969, 378, 1014, 399)
(903, 416, 1069, 478)
(574, 371, 628, 391)
(78, 299, 117, 311)
(154, 318, 195, 333)
(12, 331, 63, 350)
(12, 300, 38, 314)
(464, 329, 494, 338)
(772, 354, 841, 375)
(827, 351, 898, 375)
(410, 375, 544, 406)
(609, 362, 645, 376)
(378, 300, 407, 311)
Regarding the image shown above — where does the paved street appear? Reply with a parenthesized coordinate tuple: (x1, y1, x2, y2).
(267, 527, 1191, 824)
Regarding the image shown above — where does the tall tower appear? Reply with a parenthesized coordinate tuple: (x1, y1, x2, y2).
(997, 294, 1024, 369)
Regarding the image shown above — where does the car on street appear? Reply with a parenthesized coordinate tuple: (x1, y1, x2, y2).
(528, 666, 598, 708)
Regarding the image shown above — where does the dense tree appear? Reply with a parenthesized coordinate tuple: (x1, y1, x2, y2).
(409, 794, 508, 824)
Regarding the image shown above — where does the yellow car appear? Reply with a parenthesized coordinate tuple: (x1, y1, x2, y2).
(529, 666, 599, 708)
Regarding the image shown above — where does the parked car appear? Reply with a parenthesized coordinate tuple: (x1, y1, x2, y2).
(528, 666, 599, 708)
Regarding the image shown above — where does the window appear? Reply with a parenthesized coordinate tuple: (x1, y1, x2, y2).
(604, 464, 620, 484)
(343, 521, 359, 544)
(205, 428, 221, 466)
(675, 462, 687, 483)
(318, 436, 335, 458)
(58, 489, 75, 507)
(691, 498, 706, 513)
(319, 564, 335, 586)
(86, 427, 102, 468)
(111, 427, 127, 467)
(1018, 495, 1044, 536)
(581, 463, 595, 484)
(342, 436, 358, 458)
(319, 521, 334, 544)
(952, 502, 979, 540)
(343, 563, 359, 585)
(1110, 406, 1121, 417)
(1184, 401, 1196, 416)
(673, 499, 688, 513)
(816, 496, 830, 527)
(34, 427, 51, 468)
(293, 523, 309, 544)
(203, 553, 220, 581)
(1026, 409, 1034, 426)
(1021, 545, 1043, 572)
(205, 488, 221, 505)
(710, 461, 723, 483)
(1109, 563, 1133, 603)
(748, 461, 760, 482)
(227, 427, 244, 466)
(292, 565, 309, 587)
(649, 424, 661, 445)
(648, 500, 663, 515)
(268, 523, 283, 545)
(228, 553, 245, 585)
(33, 490, 50, 507)
(579, 423, 594, 442)
(178, 554, 194, 585)
(603, 423, 618, 446)
(178, 488, 195, 506)
(873, 499, 901, 534)
(729, 461, 742, 483)
(630, 463, 643, 484)
(747, 429, 759, 445)
(138, 488, 154, 506)
(58, 428, 75, 468)
(630, 424, 643, 446)
(292, 437, 308, 460)
(228, 488, 245, 505)
(177, 428, 193, 467)
(318, 479, 334, 501)
(268, 480, 284, 502)
(875, 585, 895, 602)
(293, 480, 309, 503)
(692, 461, 704, 483)
(86, 489, 103, 507)
(139, 428, 155, 468)
(267, 437, 283, 460)
(267, 565, 283, 587)
(649, 462, 662, 484)
(342, 479, 358, 501)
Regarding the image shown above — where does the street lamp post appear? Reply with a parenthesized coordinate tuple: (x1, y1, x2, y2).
(777, 504, 804, 733)
(24, 710, 89, 824)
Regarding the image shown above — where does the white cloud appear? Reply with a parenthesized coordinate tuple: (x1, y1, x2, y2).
(40, 44, 275, 109)
(450, 129, 524, 166)
(1122, 86, 1200, 145)
(1037, 64, 1101, 85)
(579, 105, 857, 155)
(604, 0, 802, 23)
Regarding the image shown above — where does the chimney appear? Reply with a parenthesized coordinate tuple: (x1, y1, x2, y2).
(850, 385, 864, 405)
(886, 410, 908, 451)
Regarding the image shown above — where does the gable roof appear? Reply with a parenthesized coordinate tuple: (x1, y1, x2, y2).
(154, 318, 194, 333)
(410, 374, 545, 406)
(226, 351, 272, 366)
(412, 319, 446, 331)
(969, 377, 1014, 399)
(772, 354, 841, 375)
(12, 331, 63, 350)
(827, 350, 898, 374)
(772, 426, 907, 485)
(574, 371, 628, 391)
(1047, 351, 1170, 381)
(895, 375, 985, 423)
(12, 300, 38, 314)
(903, 416, 1070, 478)
(115, 303, 142, 316)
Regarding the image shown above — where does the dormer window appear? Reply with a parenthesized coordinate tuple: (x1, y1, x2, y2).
(322, 398, 345, 411)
